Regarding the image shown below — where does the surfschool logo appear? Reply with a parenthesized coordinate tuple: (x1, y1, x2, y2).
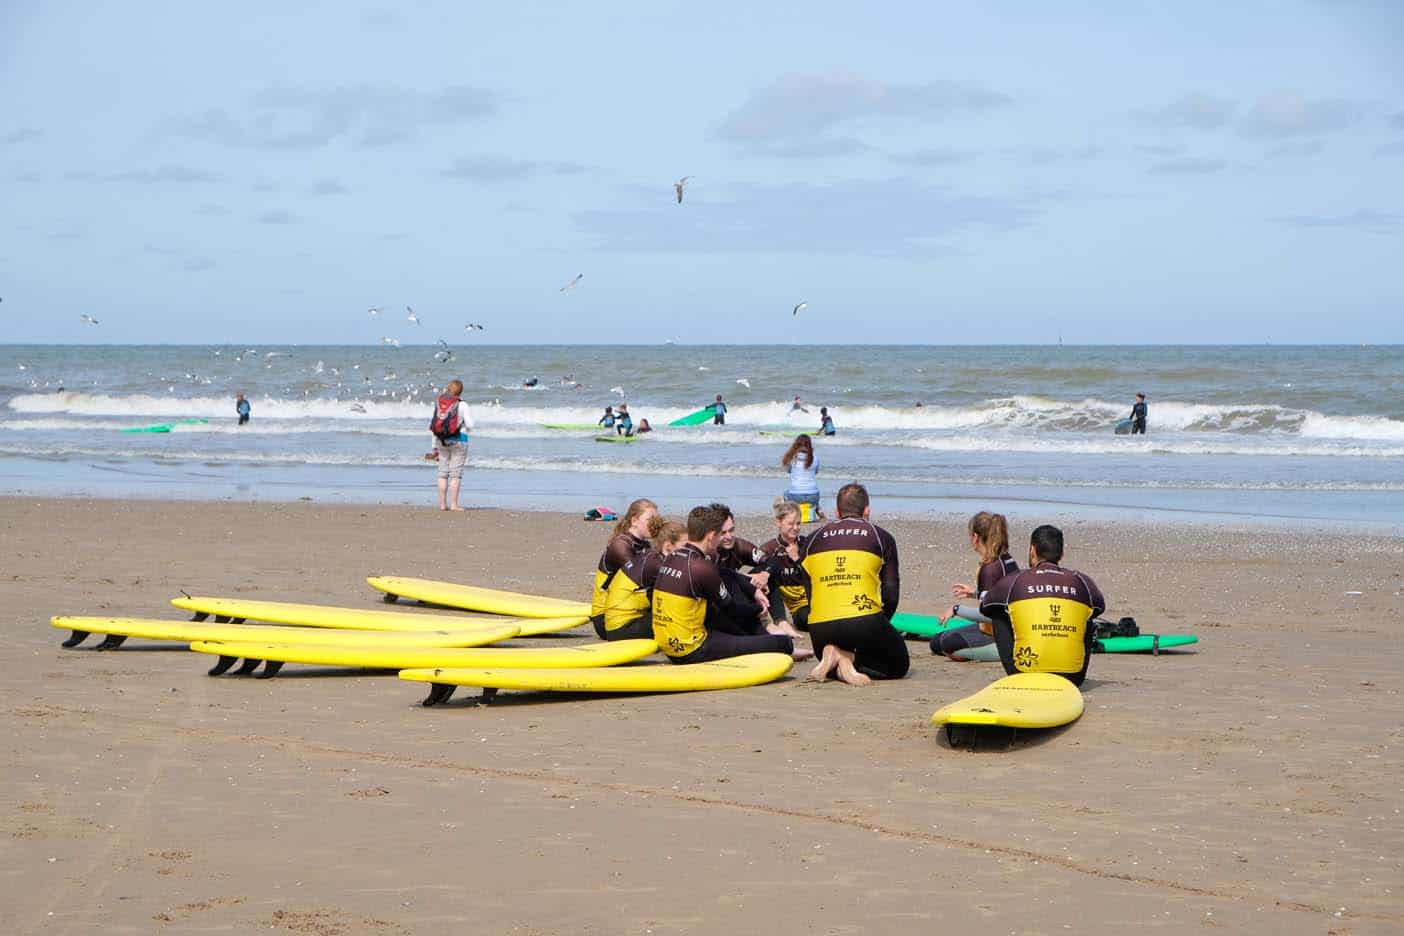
(850, 593, 878, 612)
(834, 555, 846, 572)
(1049, 603, 1062, 623)
(1015, 645, 1040, 669)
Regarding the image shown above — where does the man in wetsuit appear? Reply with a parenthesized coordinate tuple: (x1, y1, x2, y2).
(653, 505, 795, 663)
(799, 483, 909, 685)
(979, 524, 1105, 687)
(712, 394, 727, 425)
(1130, 392, 1147, 435)
(616, 404, 634, 436)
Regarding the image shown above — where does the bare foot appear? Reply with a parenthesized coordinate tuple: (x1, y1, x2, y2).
(791, 646, 816, 662)
(448, 506, 466, 512)
(806, 644, 840, 681)
(834, 648, 871, 686)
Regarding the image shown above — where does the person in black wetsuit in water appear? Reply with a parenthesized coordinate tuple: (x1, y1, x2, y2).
(1130, 392, 1147, 435)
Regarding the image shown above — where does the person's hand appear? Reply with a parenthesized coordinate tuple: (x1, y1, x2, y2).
(749, 570, 770, 590)
(951, 583, 975, 599)
(755, 589, 770, 613)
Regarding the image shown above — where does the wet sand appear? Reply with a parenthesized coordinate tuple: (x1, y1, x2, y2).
(2, 497, 1401, 935)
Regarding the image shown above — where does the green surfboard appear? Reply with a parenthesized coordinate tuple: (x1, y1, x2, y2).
(668, 406, 716, 427)
(542, 423, 601, 431)
(891, 612, 969, 639)
(121, 418, 209, 434)
(952, 634, 1199, 661)
(594, 434, 641, 443)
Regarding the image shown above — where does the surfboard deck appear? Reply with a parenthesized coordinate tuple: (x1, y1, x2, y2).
(931, 672, 1084, 736)
(51, 616, 519, 652)
(169, 596, 580, 633)
(399, 652, 793, 706)
(367, 577, 590, 619)
(594, 434, 640, 443)
(668, 406, 715, 427)
(542, 423, 600, 430)
(1095, 634, 1198, 653)
(1114, 418, 1132, 435)
(891, 613, 968, 639)
(188, 638, 658, 680)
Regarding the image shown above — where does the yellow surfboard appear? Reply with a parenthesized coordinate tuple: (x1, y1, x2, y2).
(170, 596, 537, 631)
(399, 652, 794, 698)
(367, 576, 590, 619)
(930, 672, 1084, 730)
(187, 638, 658, 679)
(52, 616, 519, 651)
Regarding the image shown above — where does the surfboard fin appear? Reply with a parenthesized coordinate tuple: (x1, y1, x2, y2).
(233, 657, 263, 676)
(61, 629, 91, 648)
(207, 655, 238, 676)
(256, 661, 284, 679)
(421, 683, 456, 707)
(381, 593, 399, 604)
(95, 634, 128, 651)
(189, 611, 209, 622)
(213, 615, 230, 623)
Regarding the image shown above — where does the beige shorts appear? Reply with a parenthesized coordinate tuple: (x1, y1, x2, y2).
(435, 441, 468, 480)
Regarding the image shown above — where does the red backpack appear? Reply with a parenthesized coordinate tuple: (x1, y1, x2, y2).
(430, 394, 462, 441)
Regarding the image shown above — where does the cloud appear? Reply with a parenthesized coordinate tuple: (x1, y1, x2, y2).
(363, 9, 398, 26)
(440, 155, 586, 181)
(1148, 157, 1227, 174)
(1392, 111, 1404, 131)
(890, 146, 979, 167)
(194, 203, 230, 216)
(1241, 90, 1357, 137)
(256, 210, 300, 225)
(1376, 140, 1404, 157)
(1136, 144, 1184, 157)
(716, 72, 1011, 157)
(572, 178, 1040, 257)
(166, 84, 498, 150)
(1276, 209, 1401, 233)
(307, 178, 349, 196)
(3, 128, 42, 145)
(181, 257, 216, 272)
(1137, 92, 1236, 131)
(1264, 140, 1325, 159)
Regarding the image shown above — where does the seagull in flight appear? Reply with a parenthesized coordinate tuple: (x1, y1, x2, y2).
(464, 322, 485, 331)
(406, 306, 420, 325)
(560, 274, 583, 292)
(79, 314, 99, 325)
(792, 301, 808, 316)
(368, 307, 382, 318)
(609, 385, 625, 397)
(736, 378, 750, 389)
(381, 336, 400, 347)
(674, 176, 692, 204)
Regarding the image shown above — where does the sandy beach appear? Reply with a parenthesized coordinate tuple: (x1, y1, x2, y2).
(2, 496, 1401, 935)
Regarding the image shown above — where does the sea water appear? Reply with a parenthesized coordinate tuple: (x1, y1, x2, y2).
(2, 344, 1401, 529)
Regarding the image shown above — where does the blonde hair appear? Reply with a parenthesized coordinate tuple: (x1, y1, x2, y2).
(446, 379, 464, 396)
(967, 511, 1010, 564)
(653, 520, 686, 550)
(612, 498, 658, 537)
(781, 434, 814, 468)
(772, 498, 800, 522)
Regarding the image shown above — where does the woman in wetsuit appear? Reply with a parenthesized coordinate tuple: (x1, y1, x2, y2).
(761, 499, 811, 634)
(598, 520, 685, 641)
(931, 511, 1018, 659)
(589, 498, 658, 631)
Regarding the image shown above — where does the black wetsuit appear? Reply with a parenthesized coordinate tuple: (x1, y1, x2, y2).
(653, 543, 793, 663)
(979, 561, 1106, 686)
(1130, 400, 1147, 435)
(799, 517, 909, 679)
(596, 549, 665, 641)
(933, 554, 1018, 657)
(761, 535, 810, 630)
(590, 531, 651, 624)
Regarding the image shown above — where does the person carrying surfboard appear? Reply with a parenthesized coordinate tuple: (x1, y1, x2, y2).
(799, 483, 909, 686)
(711, 394, 727, 425)
(589, 498, 658, 631)
(652, 504, 795, 664)
(979, 524, 1105, 687)
(1130, 392, 1148, 435)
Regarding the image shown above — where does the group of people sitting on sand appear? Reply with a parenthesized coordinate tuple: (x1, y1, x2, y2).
(587, 486, 1106, 687)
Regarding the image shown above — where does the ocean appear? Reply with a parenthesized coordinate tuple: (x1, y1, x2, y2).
(2, 344, 1401, 529)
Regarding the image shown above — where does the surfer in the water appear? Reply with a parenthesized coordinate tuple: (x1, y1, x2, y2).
(615, 403, 633, 436)
(979, 524, 1105, 687)
(712, 394, 727, 425)
(931, 512, 1018, 660)
(652, 504, 796, 664)
(235, 393, 250, 425)
(598, 406, 616, 429)
(598, 520, 685, 641)
(789, 395, 809, 415)
(819, 407, 836, 436)
(1130, 392, 1147, 435)
(800, 483, 909, 685)
(589, 498, 658, 630)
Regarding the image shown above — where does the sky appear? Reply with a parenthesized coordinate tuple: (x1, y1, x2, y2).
(2, 0, 1402, 345)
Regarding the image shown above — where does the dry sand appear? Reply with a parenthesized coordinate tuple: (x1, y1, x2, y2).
(2, 496, 1401, 935)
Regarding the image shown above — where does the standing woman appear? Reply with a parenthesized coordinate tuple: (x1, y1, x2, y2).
(781, 434, 825, 521)
(589, 498, 658, 629)
(429, 379, 473, 511)
(932, 511, 1018, 659)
